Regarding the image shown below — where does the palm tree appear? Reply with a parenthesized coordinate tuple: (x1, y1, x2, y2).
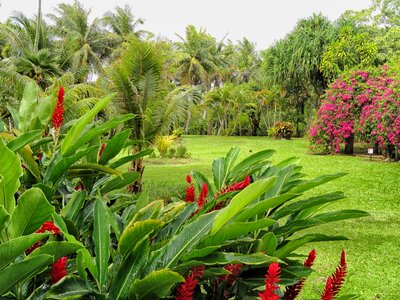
(49, 1, 113, 82)
(99, 37, 197, 191)
(103, 5, 147, 40)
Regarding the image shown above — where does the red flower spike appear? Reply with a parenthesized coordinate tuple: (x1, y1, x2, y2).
(258, 262, 281, 300)
(284, 249, 317, 300)
(197, 183, 208, 208)
(52, 87, 65, 129)
(321, 250, 347, 300)
(217, 263, 244, 285)
(321, 277, 333, 300)
(98, 143, 106, 159)
(51, 256, 68, 284)
(36, 221, 61, 235)
(186, 175, 192, 184)
(176, 266, 205, 300)
(185, 185, 195, 203)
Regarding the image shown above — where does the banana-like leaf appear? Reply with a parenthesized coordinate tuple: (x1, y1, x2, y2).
(177, 252, 279, 269)
(119, 219, 163, 257)
(181, 246, 221, 261)
(222, 147, 240, 184)
(233, 193, 301, 222)
(48, 275, 95, 299)
(270, 192, 345, 220)
(45, 146, 98, 184)
(273, 210, 370, 237)
(200, 219, 276, 248)
(212, 157, 225, 191)
(289, 173, 347, 193)
(191, 170, 215, 197)
(100, 172, 139, 194)
(109, 149, 153, 169)
(64, 114, 134, 157)
(0, 205, 10, 233)
(274, 234, 348, 258)
(61, 191, 87, 222)
(0, 254, 53, 295)
(256, 232, 277, 254)
(0, 233, 48, 271)
(129, 200, 164, 224)
(93, 200, 110, 292)
(61, 94, 114, 156)
(5, 130, 42, 152)
(108, 240, 149, 300)
(227, 149, 275, 182)
(99, 129, 131, 165)
(9, 188, 55, 238)
(29, 241, 83, 262)
(18, 82, 39, 133)
(69, 163, 122, 177)
(211, 178, 277, 235)
(0, 139, 22, 214)
(129, 269, 184, 300)
(149, 211, 218, 271)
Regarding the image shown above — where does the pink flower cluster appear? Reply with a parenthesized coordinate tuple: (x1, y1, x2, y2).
(310, 66, 400, 153)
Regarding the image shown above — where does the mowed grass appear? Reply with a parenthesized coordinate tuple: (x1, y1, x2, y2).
(142, 135, 400, 299)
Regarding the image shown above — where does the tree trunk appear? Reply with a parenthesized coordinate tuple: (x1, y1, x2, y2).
(344, 133, 354, 155)
(184, 109, 191, 134)
(127, 157, 144, 193)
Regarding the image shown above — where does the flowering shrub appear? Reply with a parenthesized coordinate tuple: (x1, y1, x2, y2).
(310, 65, 400, 155)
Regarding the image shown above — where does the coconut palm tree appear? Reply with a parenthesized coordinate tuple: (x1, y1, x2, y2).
(49, 1, 113, 83)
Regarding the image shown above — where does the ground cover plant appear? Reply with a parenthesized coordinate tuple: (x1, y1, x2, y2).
(143, 135, 400, 299)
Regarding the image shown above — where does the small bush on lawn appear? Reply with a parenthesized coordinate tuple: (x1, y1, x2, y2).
(268, 121, 294, 139)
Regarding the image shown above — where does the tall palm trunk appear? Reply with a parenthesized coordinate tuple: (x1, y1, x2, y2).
(34, 0, 42, 52)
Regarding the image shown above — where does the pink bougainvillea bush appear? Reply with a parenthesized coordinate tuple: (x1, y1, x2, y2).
(309, 65, 400, 154)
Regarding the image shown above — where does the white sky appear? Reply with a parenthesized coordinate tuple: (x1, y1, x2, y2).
(0, 0, 372, 49)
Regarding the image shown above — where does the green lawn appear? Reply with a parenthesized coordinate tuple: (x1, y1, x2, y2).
(142, 135, 400, 299)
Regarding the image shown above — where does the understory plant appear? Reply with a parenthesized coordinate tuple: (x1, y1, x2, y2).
(0, 82, 368, 299)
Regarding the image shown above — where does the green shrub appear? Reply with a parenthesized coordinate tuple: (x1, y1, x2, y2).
(268, 121, 294, 139)
(172, 127, 184, 137)
(154, 135, 176, 157)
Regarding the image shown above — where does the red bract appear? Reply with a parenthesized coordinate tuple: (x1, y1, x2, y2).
(36, 221, 61, 235)
(258, 262, 281, 300)
(217, 263, 244, 285)
(51, 256, 68, 284)
(184, 175, 195, 203)
(321, 250, 347, 300)
(98, 143, 106, 159)
(197, 183, 208, 208)
(214, 175, 251, 210)
(176, 266, 205, 300)
(284, 249, 316, 300)
(52, 87, 65, 129)
(186, 175, 192, 184)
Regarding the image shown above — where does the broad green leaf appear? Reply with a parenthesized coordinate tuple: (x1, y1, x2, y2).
(0, 205, 10, 233)
(211, 178, 277, 235)
(191, 170, 215, 196)
(200, 219, 276, 248)
(29, 241, 83, 262)
(93, 200, 110, 292)
(18, 82, 39, 133)
(61, 191, 87, 222)
(273, 210, 370, 237)
(16, 144, 41, 181)
(99, 129, 131, 164)
(264, 164, 297, 198)
(227, 149, 275, 181)
(222, 147, 240, 184)
(256, 232, 277, 254)
(45, 146, 98, 184)
(77, 248, 98, 281)
(274, 234, 348, 258)
(6, 130, 42, 152)
(212, 157, 225, 191)
(150, 211, 217, 270)
(65, 114, 134, 157)
(182, 246, 220, 261)
(61, 94, 114, 156)
(108, 240, 149, 300)
(48, 275, 94, 299)
(69, 163, 122, 177)
(9, 188, 54, 238)
(101, 172, 140, 194)
(0, 139, 22, 214)
(129, 269, 184, 300)
(178, 252, 278, 269)
(109, 149, 153, 169)
(0, 254, 53, 295)
(0, 233, 48, 271)
(130, 200, 164, 224)
(289, 173, 347, 193)
(119, 220, 163, 257)
(233, 193, 301, 222)
(270, 192, 345, 220)
(29, 94, 53, 131)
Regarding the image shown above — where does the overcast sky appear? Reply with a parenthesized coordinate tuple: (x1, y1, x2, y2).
(0, 0, 372, 49)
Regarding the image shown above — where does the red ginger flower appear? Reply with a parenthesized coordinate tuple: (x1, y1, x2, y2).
(214, 175, 251, 210)
(176, 266, 205, 300)
(52, 87, 65, 129)
(184, 175, 195, 203)
(259, 262, 281, 300)
(26, 222, 61, 254)
(284, 249, 316, 300)
(217, 263, 244, 285)
(197, 183, 208, 208)
(98, 143, 106, 159)
(51, 256, 68, 284)
(321, 250, 347, 300)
